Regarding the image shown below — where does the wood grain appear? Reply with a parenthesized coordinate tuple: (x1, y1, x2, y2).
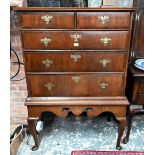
(77, 12, 131, 29)
(20, 12, 74, 29)
(24, 52, 128, 72)
(27, 73, 125, 97)
(22, 31, 130, 50)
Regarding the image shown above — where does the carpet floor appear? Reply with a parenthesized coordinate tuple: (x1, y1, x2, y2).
(17, 114, 144, 155)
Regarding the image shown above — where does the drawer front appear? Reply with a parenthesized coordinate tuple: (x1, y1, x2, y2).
(27, 73, 125, 97)
(139, 81, 144, 94)
(19, 12, 74, 29)
(77, 12, 131, 29)
(25, 52, 127, 72)
(22, 31, 129, 50)
(136, 95, 144, 105)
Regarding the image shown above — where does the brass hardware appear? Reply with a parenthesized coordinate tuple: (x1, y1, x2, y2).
(70, 53, 81, 62)
(100, 82, 108, 89)
(100, 59, 111, 67)
(42, 59, 53, 68)
(40, 37, 51, 46)
(72, 75, 81, 83)
(98, 15, 110, 24)
(42, 15, 53, 24)
(44, 83, 54, 91)
(71, 33, 82, 42)
(101, 37, 111, 46)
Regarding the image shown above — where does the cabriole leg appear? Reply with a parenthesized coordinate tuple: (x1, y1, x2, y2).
(123, 110, 134, 144)
(116, 117, 126, 150)
(27, 118, 39, 151)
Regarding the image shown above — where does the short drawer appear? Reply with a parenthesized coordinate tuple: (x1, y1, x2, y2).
(25, 52, 127, 72)
(27, 73, 125, 97)
(77, 12, 131, 29)
(22, 31, 129, 50)
(19, 12, 74, 29)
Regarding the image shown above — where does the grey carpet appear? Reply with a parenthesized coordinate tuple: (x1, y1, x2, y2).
(17, 114, 144, 155)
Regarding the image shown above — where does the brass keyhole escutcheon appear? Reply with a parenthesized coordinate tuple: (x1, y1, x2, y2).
(100, 82, 108, 89)
(101, 37, 111, 46)
(71, 33, 82, 42)
(70, 53, 81, 62)
(72, 75, 81, 83)
(42, 15, 53, 24)
(40, 37, 51, 47)
(98, 15, 110, 24)
(42, 59, 53, 68)
(100, 59, 111, 68)
(44, 83, 55, 91)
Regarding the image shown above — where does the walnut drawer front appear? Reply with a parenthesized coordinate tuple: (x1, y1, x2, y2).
(139, 81, 144, 94)
(27, 73, 125, 97)
(22, 31, 129, 50)
(77, 12, 131, 29)
(136, 95, 144, 105)
(25, 52, 127, 72)
(19, 12, 75, 29)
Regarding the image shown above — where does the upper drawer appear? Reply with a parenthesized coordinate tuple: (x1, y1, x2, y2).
(19, 12, 74, 29)
(22, 31, 130, 50)
(77, 12, 131, 29)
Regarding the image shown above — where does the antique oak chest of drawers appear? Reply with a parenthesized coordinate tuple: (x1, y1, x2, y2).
(14, 7, 135, 150)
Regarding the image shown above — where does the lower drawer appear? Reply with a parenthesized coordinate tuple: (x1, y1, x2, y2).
(27, 73, 125, 97)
